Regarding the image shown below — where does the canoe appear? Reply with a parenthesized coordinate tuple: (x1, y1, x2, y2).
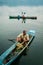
(9, 16, 37, 20)
(0, 30, 35, 65)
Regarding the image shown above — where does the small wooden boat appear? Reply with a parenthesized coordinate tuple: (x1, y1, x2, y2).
(0, 30, 35, 65)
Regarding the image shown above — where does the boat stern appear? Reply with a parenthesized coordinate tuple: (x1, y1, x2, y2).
(28, 30, 35, 37)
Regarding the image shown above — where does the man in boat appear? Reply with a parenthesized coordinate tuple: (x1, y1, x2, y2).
(16, 30, 29, 50)
(22, 12, 26, 23)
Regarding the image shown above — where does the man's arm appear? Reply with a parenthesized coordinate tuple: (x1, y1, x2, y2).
(24, 34, 29, 42)
(27, 34, 29, 41)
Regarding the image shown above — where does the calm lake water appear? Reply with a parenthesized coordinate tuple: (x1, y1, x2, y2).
(0, 6, 43, 65)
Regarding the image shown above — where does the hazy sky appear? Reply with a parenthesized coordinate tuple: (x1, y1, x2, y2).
(0, 0, 43, 6)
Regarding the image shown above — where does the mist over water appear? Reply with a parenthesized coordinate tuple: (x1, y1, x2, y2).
(0, 6, 43, 65)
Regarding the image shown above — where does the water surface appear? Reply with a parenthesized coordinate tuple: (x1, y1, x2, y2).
(0, 6, 43, 65)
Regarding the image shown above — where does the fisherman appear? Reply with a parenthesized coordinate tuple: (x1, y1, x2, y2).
(16, 30, 29, 47)
(22, 12, 26, 23)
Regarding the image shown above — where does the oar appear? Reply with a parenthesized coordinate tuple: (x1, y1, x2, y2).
(8, 39, 16, 43)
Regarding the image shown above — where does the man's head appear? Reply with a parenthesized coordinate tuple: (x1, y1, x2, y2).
(23, 30, 26, 35)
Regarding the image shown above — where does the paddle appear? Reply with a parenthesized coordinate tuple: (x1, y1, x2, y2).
(8, 39, 16, 43)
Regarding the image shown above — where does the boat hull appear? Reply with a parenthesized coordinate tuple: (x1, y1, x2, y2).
(0, 30, 35, 65)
